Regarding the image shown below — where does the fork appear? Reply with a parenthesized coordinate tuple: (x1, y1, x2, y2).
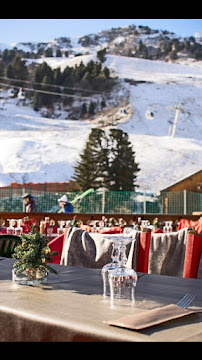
(176, 293, 195, 309)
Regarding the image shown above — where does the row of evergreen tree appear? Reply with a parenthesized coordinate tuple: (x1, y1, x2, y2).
(0, 47, 69, 64)
(73, 128, 140, 191)
(0, 51, 114, 112)
(32, 58, 113, 111)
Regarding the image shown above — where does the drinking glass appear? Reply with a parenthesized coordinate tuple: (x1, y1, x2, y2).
(7, 219, 15, 235)
(57, 220, 65, 235)
(109, 237, 137, 307)
(141, 219, 150, 231)
(101, 237, 120, 298)
(169, 221, 173, 232)
(163, 221, 173, 232)
(15, 219, 23, 236)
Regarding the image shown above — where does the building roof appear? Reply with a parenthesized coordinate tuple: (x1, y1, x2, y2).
(160, 169, 202, 192)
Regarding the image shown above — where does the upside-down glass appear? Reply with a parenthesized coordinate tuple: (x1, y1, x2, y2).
(163, 221, 173, 233)
(109, 237, 137, 307)
(101, 238, 120, 298)
(7, 219, 15, 235)
(15, 219, 23, 236)
(57, 220, 65, 235)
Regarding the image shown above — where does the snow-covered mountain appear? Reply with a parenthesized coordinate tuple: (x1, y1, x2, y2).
(2, 24, 202, 60)
(0, 25, 202, 192)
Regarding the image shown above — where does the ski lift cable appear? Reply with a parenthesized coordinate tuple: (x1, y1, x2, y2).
(0, 82, 93, 100)
(0, 76, 110, 94)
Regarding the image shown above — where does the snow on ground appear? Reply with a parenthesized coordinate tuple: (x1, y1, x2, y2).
(0, 54, 202, 192)
(33, 54, 96, 72)
(105, 55, 202, 85)
(126, 134, 202, 192)
(0, 95, 94, 186)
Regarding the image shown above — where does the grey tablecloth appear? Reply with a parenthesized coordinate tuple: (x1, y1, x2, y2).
(0, 258, 202, 342)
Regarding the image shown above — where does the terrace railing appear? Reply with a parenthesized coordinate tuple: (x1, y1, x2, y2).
(0, 188, 201, 215)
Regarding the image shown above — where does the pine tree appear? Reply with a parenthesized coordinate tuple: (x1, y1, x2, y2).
(53, 67, 62, 85)
(73, 128, 109, 191)
(97, 48, 107, 63)
(73, 143, 96, 191)
(81, 103, 87, 117)
(5, 63, 13, 78)
(12, 56, 28, 80)
(73, 128, 140, 191)
(44, 48, 53, 57)
(34, 62, 53, 84)
(107, 129, 140, 191)
(56, 49, 62, 57)
(0, 61, 4, 77)
(92, 62, 102, 77)
(88, 101, 95, 115)
(33, 92, 40, 111)
(102, 66, 110, 78)
(41, 74, 53, 106)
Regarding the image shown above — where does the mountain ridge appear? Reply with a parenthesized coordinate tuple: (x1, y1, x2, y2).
(1, 24, 202, 61)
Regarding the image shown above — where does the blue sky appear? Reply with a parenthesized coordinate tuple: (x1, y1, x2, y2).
(0, 19, 202, 44)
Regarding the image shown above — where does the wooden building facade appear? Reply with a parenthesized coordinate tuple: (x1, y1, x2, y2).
(160, 169, 202, 215)
(161, 169, 202, 193)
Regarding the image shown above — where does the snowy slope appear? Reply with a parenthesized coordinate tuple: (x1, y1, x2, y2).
(0, 97, 94, 186)
(0, 54, 202, 192)
(35, 53, 202, 85)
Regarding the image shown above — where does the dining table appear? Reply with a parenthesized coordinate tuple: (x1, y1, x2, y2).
(0, 257, 201, 342)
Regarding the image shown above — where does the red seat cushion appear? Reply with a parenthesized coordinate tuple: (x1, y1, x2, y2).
(48, 233, 66, 264)
(183, 233, 202, 278)
(137, 231, 151, 273)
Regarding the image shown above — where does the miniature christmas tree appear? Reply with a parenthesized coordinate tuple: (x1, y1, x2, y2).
(12, 226, 59, 278)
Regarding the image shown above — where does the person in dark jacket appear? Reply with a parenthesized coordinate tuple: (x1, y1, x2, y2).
(22, 193, 38, 213)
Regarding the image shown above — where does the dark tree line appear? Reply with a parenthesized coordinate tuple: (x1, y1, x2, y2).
(32, 58, 113, 111)
(0, 50, 114, 113)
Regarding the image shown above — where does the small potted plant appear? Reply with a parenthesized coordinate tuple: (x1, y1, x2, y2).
(12, 226, 59, 285)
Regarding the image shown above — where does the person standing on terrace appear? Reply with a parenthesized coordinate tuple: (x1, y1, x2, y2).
(22, 193, 38, 213)
(57, 195, 74, 213)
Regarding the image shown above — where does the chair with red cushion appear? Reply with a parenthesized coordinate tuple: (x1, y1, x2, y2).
(136, 228, 202, 278)
(177, 219, 190, 230)
(48, 228, 70, 264)
(137, 228, 189, 277)
(183, 231, 202, 278)
(136, 229, 151, 273)
(177, 219, 202, 234)
(191, 221, 202, 234)
(0, 234, 21, 258)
